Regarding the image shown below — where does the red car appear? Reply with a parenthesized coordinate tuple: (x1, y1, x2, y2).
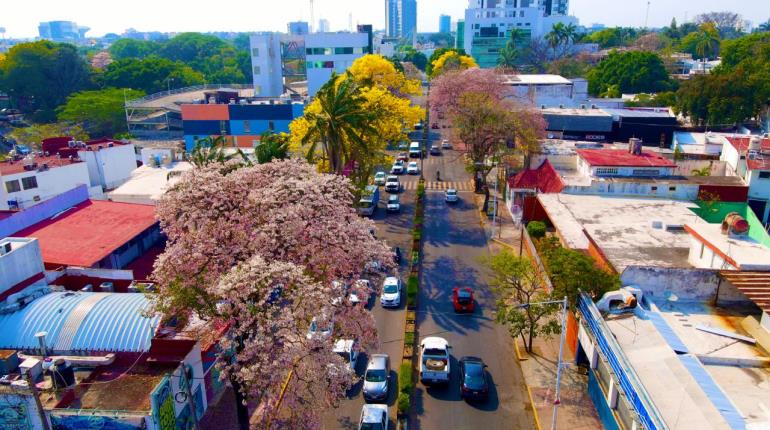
(397, 152, 409, 162)
(453, 287, 475, 313)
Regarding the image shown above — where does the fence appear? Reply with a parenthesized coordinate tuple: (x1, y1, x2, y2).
(126, 84, 254, 107)
(521, 226, 553, 292)
(578, 293, 666, 430)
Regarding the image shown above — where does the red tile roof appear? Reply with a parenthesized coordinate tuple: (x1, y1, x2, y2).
(509, 159, 565, 193)
(576, 149, 677, 168)
(0, 156, 83, 175)
(725, 136, 770, 170)
(15, 200, 157, 268)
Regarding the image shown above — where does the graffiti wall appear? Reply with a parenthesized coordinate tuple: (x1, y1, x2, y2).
(50, 414, 147, 430)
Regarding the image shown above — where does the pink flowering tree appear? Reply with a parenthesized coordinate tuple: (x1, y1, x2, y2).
(428, 68, 510, 120)
(153, 159, 393, 429)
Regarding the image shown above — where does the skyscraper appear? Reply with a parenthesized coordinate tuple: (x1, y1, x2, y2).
(287, 21, 309, 35)
(385, 0, 417, 40)
(317, 18, 330, 33)
(439, 15, 451, 33)
(38, 21, 89, 43)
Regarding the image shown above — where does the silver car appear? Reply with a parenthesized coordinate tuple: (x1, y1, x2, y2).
(363, 354, 390, 402)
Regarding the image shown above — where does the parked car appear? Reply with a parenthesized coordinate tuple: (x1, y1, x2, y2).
(414, 122, 423, 131)
(459, 356, 490, 401)
(374, 171, 387, 186)
(363, 354, 390, 402)
(358, 404, 388, 430)
(441, 139, 452, 149)
(380, 277, 402, 308)
(306, 315, 333, 340)
(419, 337, 450, 385)
(397, 141, 408, 150)
(453, 287, 475, 313)
(396, 152, 409, 162)
(358, 185, 380, 217)
(350, 279, 371, 306)
(409, 141, 422, 158)
(392, 246, 402, 265)
(430, 144, 441, 155)
(334, 339, 361, 371)
(406, 161, 420, 175)
(445, 188, 459, 203)
(431, 123, 439, 129)
(391, 160, 405, 175)
(387, 194, 401, 213)
(385, 176, 401, 193)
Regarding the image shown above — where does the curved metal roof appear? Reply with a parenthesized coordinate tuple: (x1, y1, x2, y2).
(0, 292, 159, 353)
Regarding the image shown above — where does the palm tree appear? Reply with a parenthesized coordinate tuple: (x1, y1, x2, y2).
(301, 73, 378, 174)
(563, 23, 578, 45)
(497, 29, 523, 69)
(546, 23, 565, 50)
(758, 20, 770, 33)
(694, 24, 720, 61)
(188, 135, 251, 168)
(255, 131, 290, 164)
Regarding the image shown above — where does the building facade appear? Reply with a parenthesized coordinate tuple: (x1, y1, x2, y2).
(288, 21, 310, 35)
(1, 156, 90, 211)
(463, 0, 577, 68)
(720, 136, 770, 225)
(386, 0, 417, 40)
(38, 21, 89, 42)
(318, 19, 330, 33)
(249, 33, 284, 97)
(439, 14, 451, 33)
(304, 32, 369, 96)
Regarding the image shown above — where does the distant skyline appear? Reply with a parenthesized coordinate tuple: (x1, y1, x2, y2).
(1, 0, 768, 39)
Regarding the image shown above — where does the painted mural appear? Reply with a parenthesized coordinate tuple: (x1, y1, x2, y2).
(50, 414, 146, 430)
(0, 395, 32, 430)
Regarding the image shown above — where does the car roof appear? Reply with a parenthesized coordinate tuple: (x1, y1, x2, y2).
(460, 356, 484, 364)
(387, 175, 398, 179)
(333, 339, 356, 353)
(446, 188, 457, 193)
(384, 276, 399, 283)
(361, 404, 388, 422)
(388, 195, 399, 200)
(421, 336, 448, 348)
(368, 354, 388, 368)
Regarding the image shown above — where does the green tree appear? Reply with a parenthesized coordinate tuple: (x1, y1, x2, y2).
(255, 131, 290, 164)
(582, 27, 641, 48)
(546, 56, 592, 77)
(8, 122, 89, 149)
(497, 29, 526, 70)
(108, 39, 160, 60)
(57, 88, 145, 137)
(487, 251, 560, 353)
(102, 56, 204, 94)
(188, 135, 250, 169)
(0, 41, 92, 120)
(587, 50, 673, 95)
(401, 48, 428, 72)
(679, 23, 721, 60)
(425, 47, 465, 77)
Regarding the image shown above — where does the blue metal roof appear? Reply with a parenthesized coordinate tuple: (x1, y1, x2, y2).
(0, 292, 160, 353)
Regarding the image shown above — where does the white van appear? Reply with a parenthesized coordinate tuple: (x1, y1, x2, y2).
(409, 141, 422, 158)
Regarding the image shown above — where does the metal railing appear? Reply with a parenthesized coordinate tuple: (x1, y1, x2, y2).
(578, 293, 667, 430)
(126, 84, 254, 107)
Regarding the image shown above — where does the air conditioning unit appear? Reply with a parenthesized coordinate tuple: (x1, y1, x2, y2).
(127, 285, 140, 293)
(81, 284, 93, 292)
(67, 140, 77, 148)
(0, 242, 11, 256)
(99, 282, 114, 293)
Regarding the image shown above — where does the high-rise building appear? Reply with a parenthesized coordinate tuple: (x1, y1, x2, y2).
(287, 21, 309, 35)
(439, 14, 451, 33)
(317, 18, 330, 33)
(250, 33, 284, 97)
(385, 0, 417, 40)
(463, 0, 577, 68)
(455, 20, 465, 49)
(38, 21, 89, 43)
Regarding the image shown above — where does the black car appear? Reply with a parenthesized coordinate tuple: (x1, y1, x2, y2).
(459, 356, 489, 401)
(392, 246, 402, 265)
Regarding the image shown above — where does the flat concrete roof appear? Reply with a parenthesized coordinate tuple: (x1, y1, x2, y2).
(686, 223, 770, 271)
(538, 194, 701, 271)
(605, 300, 770, 429)
(503, 74, 572, 85)
(108, 162, 192, 205)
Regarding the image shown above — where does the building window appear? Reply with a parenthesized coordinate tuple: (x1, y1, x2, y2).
(335, 47, 354, 54)
(525, 22, 531, 26)
(759, 171, 770, 179)
(651, 186, 658, 191)
(4, 180, 21, 193)
(668, 186, 676, 191)
(220, 121, 227, 135)
(323, 60, 334, 68)
(632, 169, 660, 176)
(474, 24, 480, 29)
(253, 65, 261, 75)
(243, 120, 251, 133)
(21, 176, 38, 190)
(699, 242, 705, 259)
(353, 47, 364, 54)
(252, 48, 259, 56)
(254, 85, 261, 95)
(268, 121, 275, 131)
(595, 167, 618, 176)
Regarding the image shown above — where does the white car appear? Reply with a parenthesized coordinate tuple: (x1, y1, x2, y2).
(390, 160, 405, 175)
(406, 161, 420, 175)
(386, 195, 401, 213)
(441, 139, 452, 149)
(358, 404, 388, 430)
(333, 339, 360, 371)
(445, 188, 459, 203)
(380, 277, 402, 308)
(384, 175, 401, 193)
(373, 171, 387, 186)
(306, 315, 333, 340)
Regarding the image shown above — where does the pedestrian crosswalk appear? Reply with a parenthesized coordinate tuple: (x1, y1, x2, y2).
(401, 180, 474, 191)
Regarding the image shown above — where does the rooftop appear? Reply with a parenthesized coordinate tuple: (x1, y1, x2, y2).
(0, 155, 83, 176)
(603, 298, 769, 429)
(685, 223, 770, 271)
(602, 108, 675, 118)
(538, 194, 701, 271)
(577, 149, 677, 168)
(503, 74, 572, 85)
(508, 159, 564, 193)
(725, 136, 770, 170)
(107, 162, 192, 205)
(15, 200, 157, 268)
(0, 291, 160, 353)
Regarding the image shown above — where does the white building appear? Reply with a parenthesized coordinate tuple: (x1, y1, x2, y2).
(305, 32, 369, 96)
(720, 136, 770, 224)
(0, 155, 91, 210)
(317, 19, 330, 33)
(463, 0, 577, 68)
(504, 74, 588, 107)
(576, 145, 677, 178)
(75, 139, 137, 190)
(108, 161, 192, 205)
(0, 237, 45, 295)
(250, 33, 284, 97)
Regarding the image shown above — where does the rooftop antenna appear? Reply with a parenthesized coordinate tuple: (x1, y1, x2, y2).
(310, 0, 315, 33)
(644, 1, 651, 29)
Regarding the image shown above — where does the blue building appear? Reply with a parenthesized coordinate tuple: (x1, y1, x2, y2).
(439, 14, 451, 33)
(386, 0, 417, 40)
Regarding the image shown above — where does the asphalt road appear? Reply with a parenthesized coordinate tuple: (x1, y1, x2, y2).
(411, 142, 535, 430)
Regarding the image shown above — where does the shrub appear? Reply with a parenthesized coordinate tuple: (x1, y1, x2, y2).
(399, 362, 413, 393)
(404, 331, 415, 346)
(526, 221, 546, 239)
(411, 250, 419, 265)
(412, 230, 421, 242)
(406, 275, 418, 307)
(397, 392, 410, 415)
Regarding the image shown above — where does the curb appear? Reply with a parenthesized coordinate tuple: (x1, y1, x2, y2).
(513, 337, 528, 361)
(526, 382, 543, 430)
(491, 238, 518, 252)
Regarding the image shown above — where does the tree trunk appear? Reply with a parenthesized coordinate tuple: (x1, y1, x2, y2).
(230, 376, 250, 430)
(527, 327, 534, 353)
(481, 185, 490, 213)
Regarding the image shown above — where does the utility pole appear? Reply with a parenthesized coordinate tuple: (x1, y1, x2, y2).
(24, 372, 51, 430)
(180, 367, 200, 430)
(644, 1, 651, 29)
(309, 0, 315, 33)
(551, 296, 569, 430)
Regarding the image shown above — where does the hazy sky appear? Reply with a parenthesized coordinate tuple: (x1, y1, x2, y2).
(1, 0, 768, 38)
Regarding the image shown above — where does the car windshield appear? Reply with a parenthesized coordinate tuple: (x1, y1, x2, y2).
(457, 290, 472, 303)
(464, 362, 485, 387)
(365, 369, 387, 382)
(357, 200, 374, 208)
(383, 283, 398, 294)
(389, 196, 398, 203)
(423, 348, 445, 356)
(447, 190, 457, 195)
(336, 351, 351, 362)
(360, 423, 384, 430)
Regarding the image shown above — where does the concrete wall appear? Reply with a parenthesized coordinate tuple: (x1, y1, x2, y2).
(687, 236, 735, 270)
(0, 185, 89, 238)
(747, 169, 770, 200)
(563, 180, 699, 200)
(720, 141, 742, 176)
(0, 237, 44, 293)
(620, 265, 751, 305)
(83, 144, 137, 190)
(1, 162, 90, 210)
(672, 160, 727, 177)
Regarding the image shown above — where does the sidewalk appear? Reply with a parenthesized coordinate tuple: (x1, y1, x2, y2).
(474, 186, 602, 430)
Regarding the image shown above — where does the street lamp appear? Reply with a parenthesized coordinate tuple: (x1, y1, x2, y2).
(166, 77, 175, 93)
(518, 296, 568, 430)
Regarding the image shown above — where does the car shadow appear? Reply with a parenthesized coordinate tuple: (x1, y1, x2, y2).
(387, 369, 398, 406)
(464, 370, 500, 412)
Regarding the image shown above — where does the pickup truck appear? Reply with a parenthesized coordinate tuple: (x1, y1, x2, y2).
(419, 337, 451, 385)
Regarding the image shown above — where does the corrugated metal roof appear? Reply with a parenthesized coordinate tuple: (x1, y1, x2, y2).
(543, 111, 613, 132)
(0, 292, 159, 353)
(718, 271, 770, 314)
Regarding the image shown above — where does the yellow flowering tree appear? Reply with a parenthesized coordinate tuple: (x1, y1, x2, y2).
(290, 55, 424, 191)
(429, 51, 478, 79)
